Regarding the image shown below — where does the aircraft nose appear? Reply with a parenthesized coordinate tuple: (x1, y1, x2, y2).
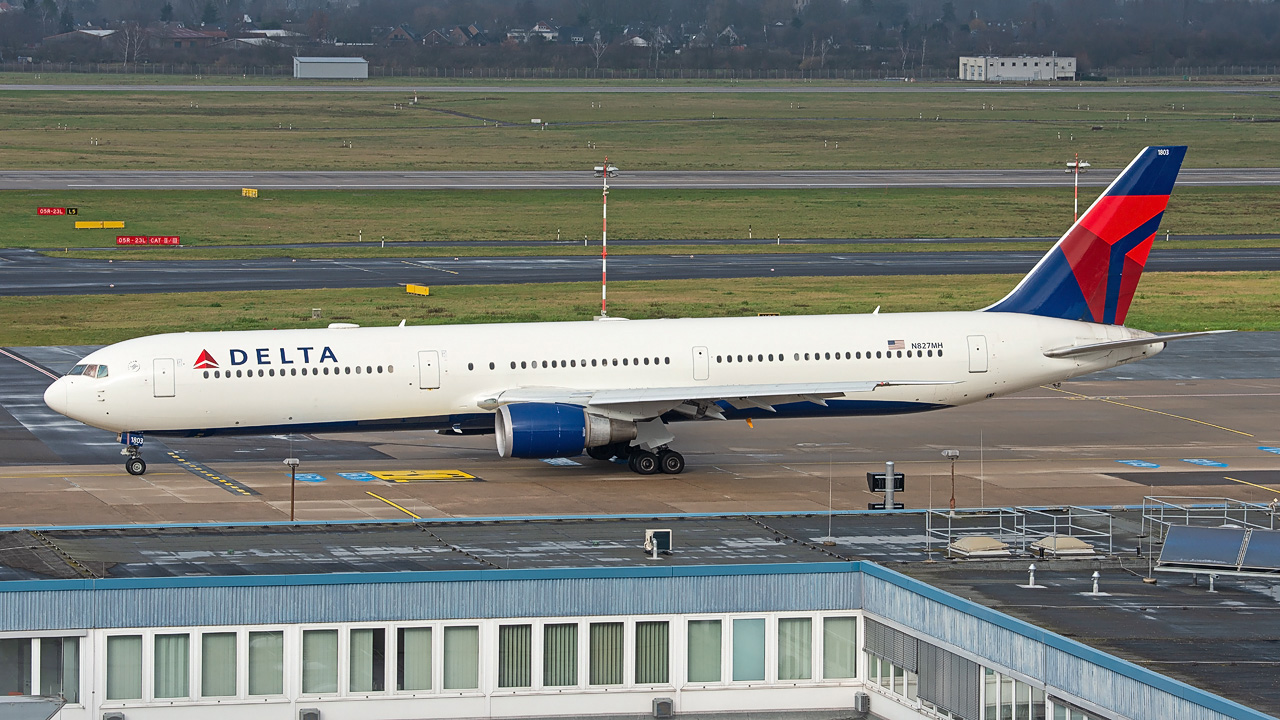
(43, 378, 68, 416)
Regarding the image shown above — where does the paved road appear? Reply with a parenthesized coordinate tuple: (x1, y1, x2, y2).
(3, 247, 1278, 296)
(6, 168, 1280, 190)
(4, 83, 1279, 94)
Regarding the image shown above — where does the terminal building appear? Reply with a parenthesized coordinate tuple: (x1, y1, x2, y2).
(958, 55, 1076, 81)
(0, 511, 1273, 720)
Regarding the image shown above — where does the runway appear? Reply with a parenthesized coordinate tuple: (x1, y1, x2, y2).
(0, 334, 1276, 526)
(5, 168, 1280, 190)
(3, 247, 1279, 296)
(4, 83, 1278, 94)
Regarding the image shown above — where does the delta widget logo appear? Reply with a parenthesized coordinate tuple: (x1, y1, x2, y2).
(194, 350, 219, 369)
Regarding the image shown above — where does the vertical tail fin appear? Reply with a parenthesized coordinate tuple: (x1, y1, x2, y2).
(985, 145, 1187, 324)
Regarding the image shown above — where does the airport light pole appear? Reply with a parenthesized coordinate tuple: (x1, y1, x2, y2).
(942, 449, 960, 515)
(285, 457, 300, 521)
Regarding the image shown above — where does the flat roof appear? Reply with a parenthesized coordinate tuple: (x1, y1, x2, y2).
(293, 56, 367, 63)
(3, 509, 1275, 714)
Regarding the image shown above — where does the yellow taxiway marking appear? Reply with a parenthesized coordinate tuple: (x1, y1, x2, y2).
(371, 470, 476, 483)
(365, 492, 422, 519)
(1044, 386, 1254, 438)
(1224, 476, 1280, 493)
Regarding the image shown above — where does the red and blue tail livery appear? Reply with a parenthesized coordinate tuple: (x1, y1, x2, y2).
(986, 145, 1186, 325)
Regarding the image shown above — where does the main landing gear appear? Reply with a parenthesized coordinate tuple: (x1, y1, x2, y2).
(119, 432, 146, 475)
(587, 442, 685, 475)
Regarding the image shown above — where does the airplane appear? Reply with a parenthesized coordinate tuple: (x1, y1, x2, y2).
(43, 145, 1228, 477)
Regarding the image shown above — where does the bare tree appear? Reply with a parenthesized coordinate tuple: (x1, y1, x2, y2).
(818, 36, 831, 69)
(117, 22, 147, 63)
(590, 33, 607, 69)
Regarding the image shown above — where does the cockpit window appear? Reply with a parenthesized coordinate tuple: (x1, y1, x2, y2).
(66, 364, 107, 378)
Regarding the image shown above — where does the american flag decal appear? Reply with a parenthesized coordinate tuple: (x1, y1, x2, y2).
(887, 339, 905, 351)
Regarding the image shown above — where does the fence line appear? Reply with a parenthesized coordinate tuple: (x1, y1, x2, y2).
(1, 61, 1276, 81)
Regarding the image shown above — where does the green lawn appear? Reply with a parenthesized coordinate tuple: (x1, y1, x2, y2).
(2, 271, 1272, 346)
(1, 88, 1277, 170)
(10, 186, 1280, 254)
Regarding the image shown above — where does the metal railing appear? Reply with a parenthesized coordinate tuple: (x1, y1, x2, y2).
(1142, 496, 1277, 543)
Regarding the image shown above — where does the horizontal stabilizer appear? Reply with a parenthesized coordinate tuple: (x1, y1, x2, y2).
(1043, 330, 1234, 358)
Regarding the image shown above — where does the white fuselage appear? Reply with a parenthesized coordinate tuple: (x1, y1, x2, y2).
(44, 311, 1161, 437)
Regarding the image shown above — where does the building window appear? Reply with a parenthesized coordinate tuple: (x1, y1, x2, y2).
(589, 622, 624, 686)
(543, 623, 578, 687)
(0, 638, 32, 696)
(106, 635, 143, 700)
(498, 624, 532, 688)
(635, 621, 669, 685)
(778, 617, 812, 680)
(732, 618, 765, 681)
(823, 617, 857, 679)
(687, 619, 722, 683)
(350, 628, 386, 693)
(154, 633, 189, 699)
(201, 633, 236, 697)
(302, 629, 339, 694)
(443, 626, 479, 690)
(40, 637, 80, 703)
(248, 631, 283, 695)
(397, 627, 431, 691)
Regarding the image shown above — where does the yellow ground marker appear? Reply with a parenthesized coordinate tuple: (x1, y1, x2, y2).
(370, 469, 476, 483)
(406, 284, 431, 296)
(1224, 476, 1280, 494)
(1044, 386, 1254, 438)
(242, 188, 258, 197)
(365, 492, 421, 519)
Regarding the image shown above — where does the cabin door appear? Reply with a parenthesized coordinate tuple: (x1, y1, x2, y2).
(153, 358, 176, 397)
(418, 351, 441, 389)
(966, 335, 989, 373)
(692, 346, 709, 381)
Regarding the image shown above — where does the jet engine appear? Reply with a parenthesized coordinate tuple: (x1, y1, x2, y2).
(495, 403, 637, 458)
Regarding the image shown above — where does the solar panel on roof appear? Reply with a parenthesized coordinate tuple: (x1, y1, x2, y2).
(1239, 527, 1280, 572)
(1158, 525, 1247, 568)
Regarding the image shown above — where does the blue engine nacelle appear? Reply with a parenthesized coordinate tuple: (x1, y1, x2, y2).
(495, 403, 636, 459)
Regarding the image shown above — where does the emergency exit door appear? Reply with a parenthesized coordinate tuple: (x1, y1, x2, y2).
(966, 335, 988, 373)
(153, 358, 176, 397)
(418, 351, 441, 389)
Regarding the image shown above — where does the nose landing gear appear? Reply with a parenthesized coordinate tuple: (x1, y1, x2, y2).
(124, 449, 147, 476)
(119, 432, 146, 475)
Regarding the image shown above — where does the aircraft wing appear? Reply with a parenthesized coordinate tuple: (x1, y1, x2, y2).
(1043, 330, 1234, 358)
(484, 380, 955, 418)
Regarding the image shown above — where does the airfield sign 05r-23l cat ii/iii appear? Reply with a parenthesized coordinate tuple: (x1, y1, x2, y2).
(44, 146, 1227, 476)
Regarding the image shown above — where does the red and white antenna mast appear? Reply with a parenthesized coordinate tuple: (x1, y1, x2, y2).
(600, 156, 609, 318)
(1073, 151, 1080, 222)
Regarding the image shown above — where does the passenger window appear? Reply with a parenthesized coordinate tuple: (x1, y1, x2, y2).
(937, 350, 943, 358)
(736, 355, 743, 363)
(633, 358, 639, 365)
(825, 353, 830, 360)
(379, 366, 385, 373)
(804, 353, 810, 360)
(551, 360, 558, 368)
(644, 358, 650, 365)
(203, 371, 209, 379)
(612, 359, 618, 366)
(717, 356, 723, 363)
(291, 368, 297, 376)
(876, 352, 882, 359)
(927, 350, 933, 357)
(793, 353, 800, 361)
(592, 359, 598, 367)
(856, 352, 862, 359)
(542, 361, 548, 368)
(897, 351, 903, 358)
(269, 369, 275, 377)
(521, 361, 527, 369)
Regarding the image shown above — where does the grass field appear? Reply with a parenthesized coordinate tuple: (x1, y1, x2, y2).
(2, 271, 1273, 346)
(11, 186, 1280, 254)
(1, 88, 1278, 170)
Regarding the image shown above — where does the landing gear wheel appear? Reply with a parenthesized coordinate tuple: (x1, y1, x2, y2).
(628, 450, 659, 475)
(586, 445, 614, 461)
(126, 457, 147, 476)
(658, 450, 685, 475)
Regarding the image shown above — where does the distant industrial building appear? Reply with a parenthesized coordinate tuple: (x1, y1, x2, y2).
(959, 55, 1076, 81)
(292, 56, 369, 79)
(0, 514, 1270, 720)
